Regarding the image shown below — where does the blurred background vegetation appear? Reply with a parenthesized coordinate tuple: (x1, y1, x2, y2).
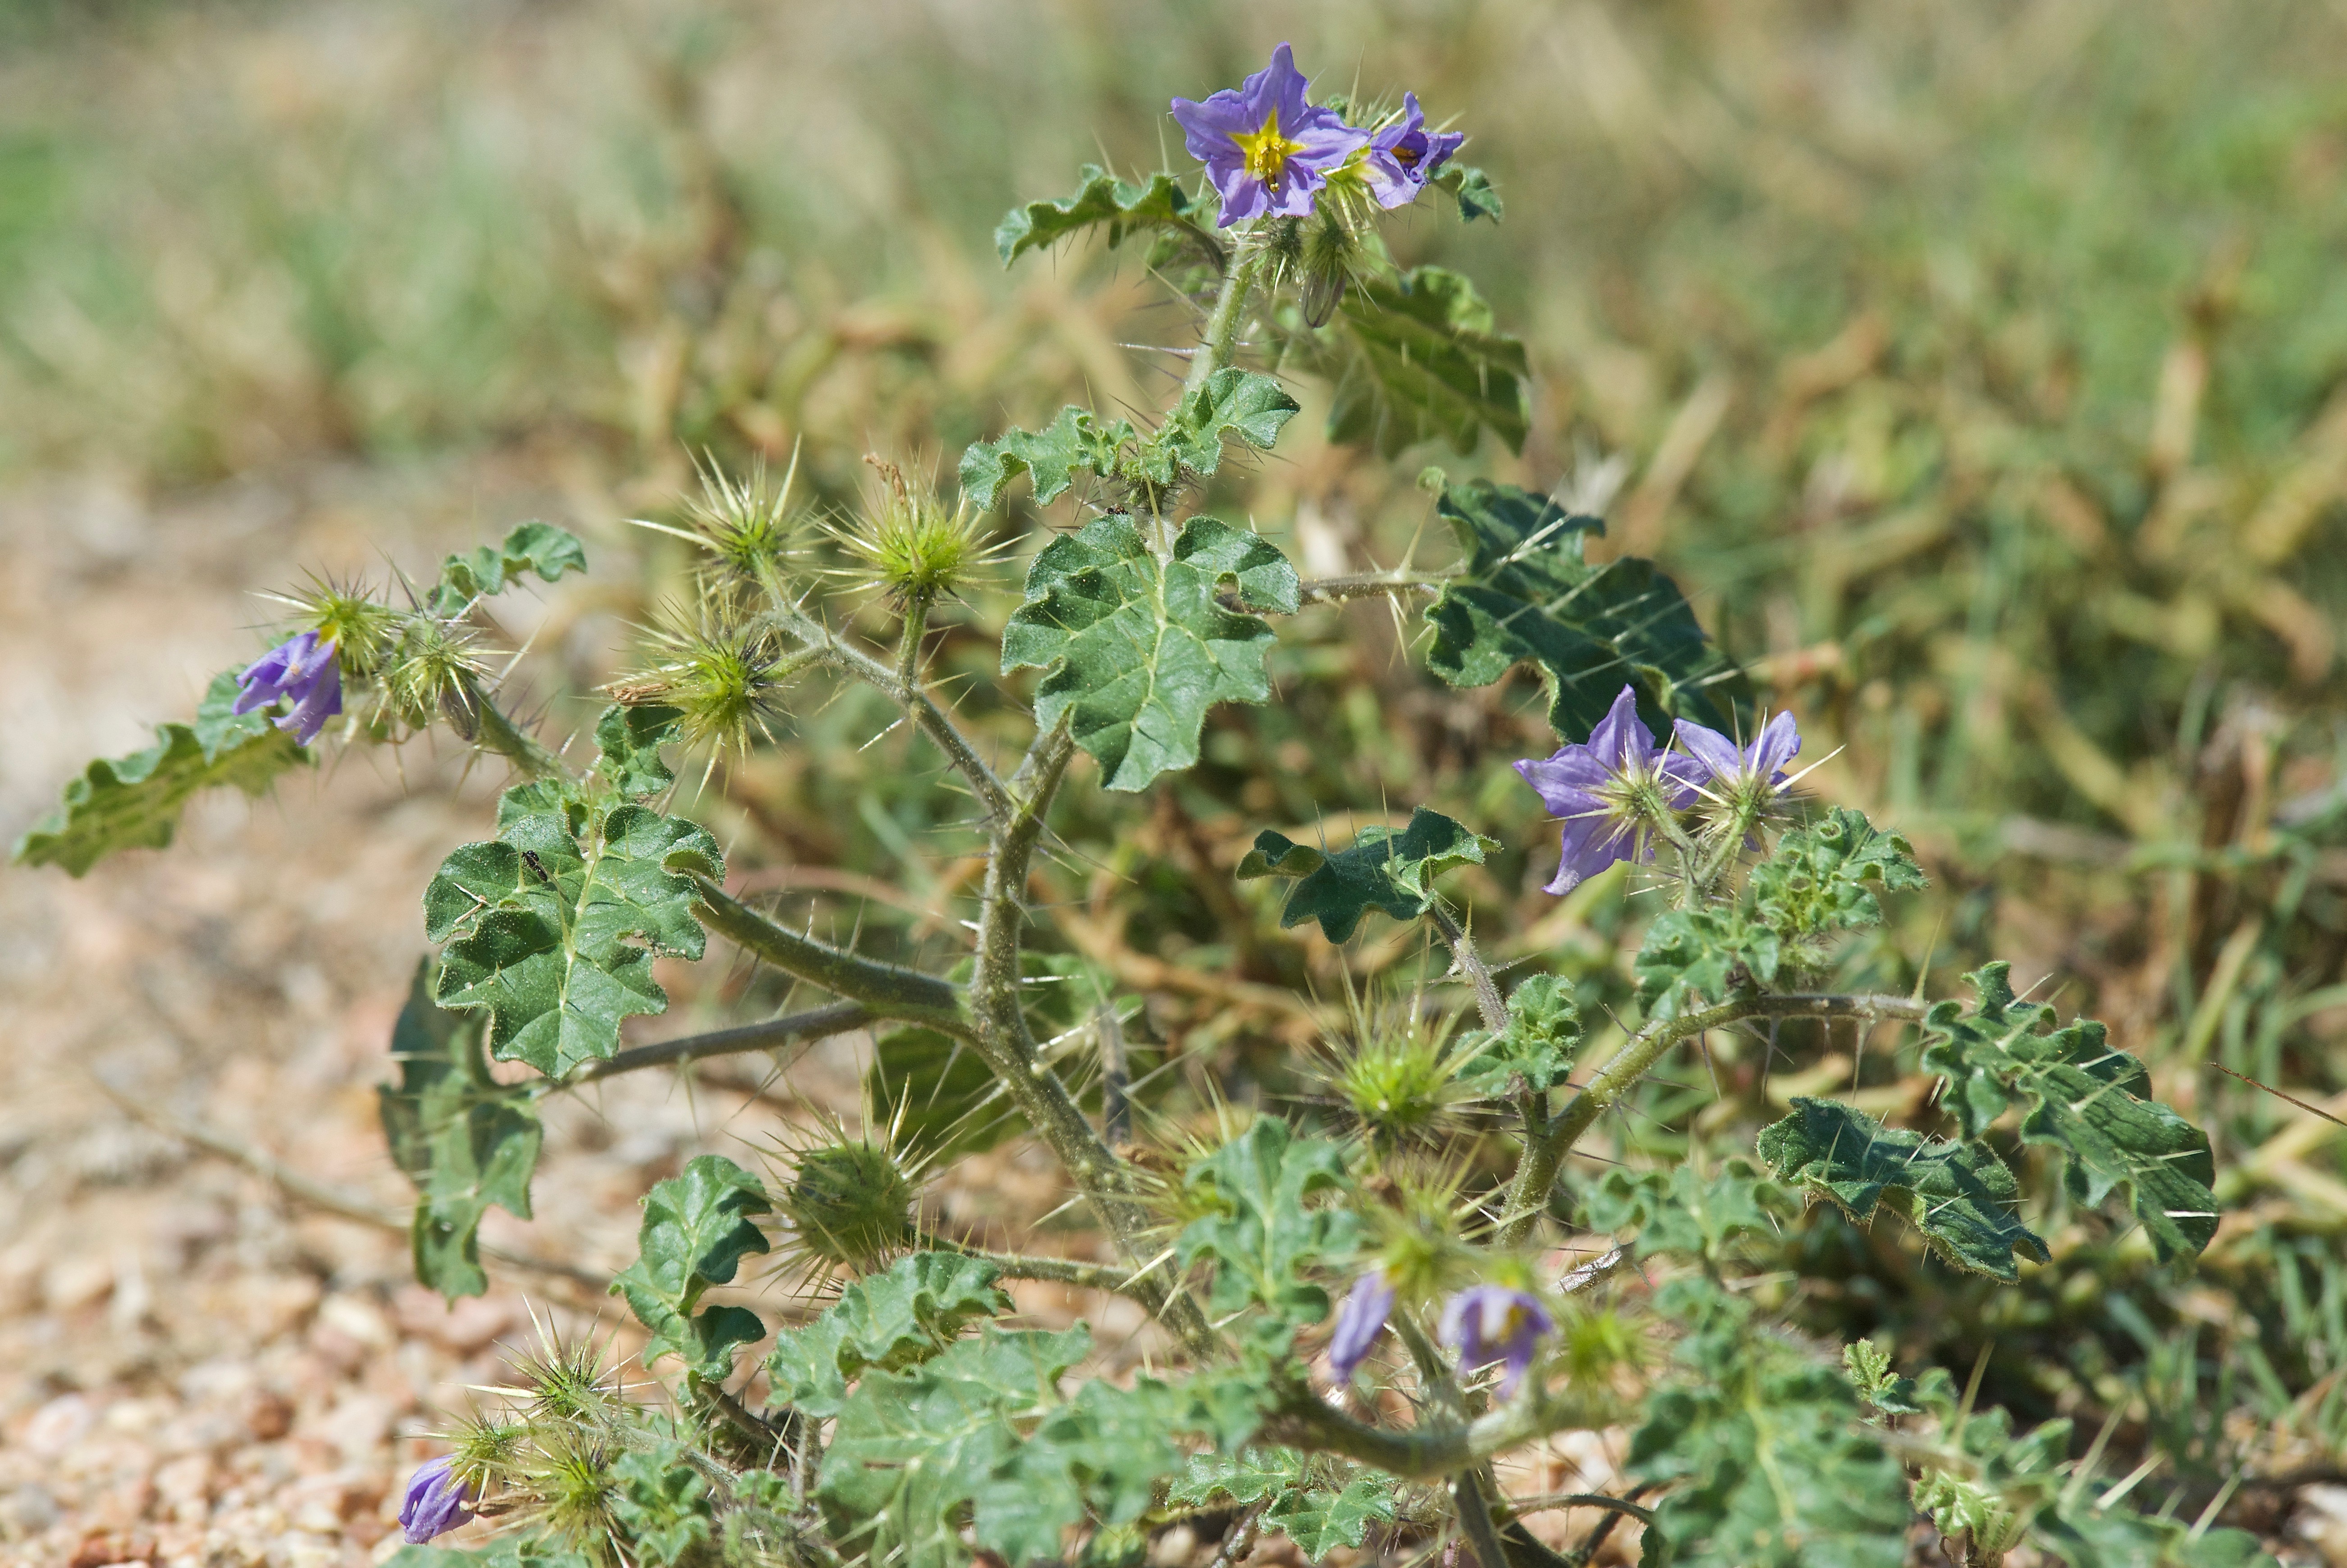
(7, 0, 2347, 1536)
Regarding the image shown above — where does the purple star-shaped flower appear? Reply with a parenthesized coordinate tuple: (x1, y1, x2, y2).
(1328, 1268, 1397, 1381)
(232, 630, 343, 745)
(399, 1454, 475, 1544)
(1172, 44, 1370, 227)
(1439, 1284, 1554, 1398)
(1362, 93, 1464, 210)
(1674, 711, 1802, 802)
(1514, 686, 1702, 895)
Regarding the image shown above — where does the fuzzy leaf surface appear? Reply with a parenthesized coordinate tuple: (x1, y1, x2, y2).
(1177, 1117, 1356, 1321)
(960, 405, 1133, 510)
(1237, 807, 1495, 942)
(1635, 906, 1780, 1022)
(1583, 1162, 1782, 1264)
(1629, 1281, 1913, 1568)
(996, 165, 1195, 264)
(377, 961, 542, 1301)
(1002, 516, 1296, 791)
(1423, 480, 1748, 739)
(14, 668, 309, 877)
(425, 793, 722, 1075)
(593, 703, 681, 800)
(1432, 164, 1504, 221)
(1132, 368, 1300, 489)
(1757, 1097, 2050, 1280)
(611, 1154, 772, 1380)
(1267, 1477, 1399, 1559)
(1312, 267, 1528, 457)
(972, 1377, 1194, 1566)
(1749, 807, 1928, 941)
(766, 1252, 1010, 1418)
(1459, 973, 1583, 1096)
(610, 1442, 715, 1568)
(426, 521, 587, 616)
(1920, 964, 2219, 1261)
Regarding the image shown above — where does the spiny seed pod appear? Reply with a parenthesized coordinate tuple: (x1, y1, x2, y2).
(503, 1322, 627, 1435)
(673, 454, 805, 603)
(1327, 1021, 1472, 1150)
(605, 609, 793, 762)
(780, 1134, 918, 1275)
(272, 578, 402, 681)
(380, 615, 489, 737)
(448, 1412, 531, 1495)
(826, 456, 1004, 612)
(518, 1439, 624, 1557)
(1360, 1161, 1481, 1302)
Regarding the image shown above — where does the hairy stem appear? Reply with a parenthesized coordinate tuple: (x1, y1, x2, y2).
(1429, 905, 1508, 1033)
(895, 592, 931, 688)
(1182, 246, 1262, 402)
(1265, 1384, 1578, 1482)
(474, 695, 567, 780)
(569, 1001, 871, 1085)
(932, 1239, 1146, 1297)
(1495, 990, 1931, 1246)
(691, 878, 970, 1030)
(1453, 1469, 1513, 1568)
(1291, 571, 1455, 607)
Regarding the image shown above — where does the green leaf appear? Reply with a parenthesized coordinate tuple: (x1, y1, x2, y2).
(1757, 1097, 2051, 1280)
(1634, 906, 1780, 1022)
(1267, 1476, 1399, 1560)
(1459, 973, 1583, 1096)
(1237, 807, 1495, 943)
(1176, 1117, 1357, 1321)
(960, 405, 1134, 511)
(1131, 368, 1301, 489)
(610, 1441, 714, 1568)
(1920, 964, 2220, 1262)
(765, 1251, 1009, 1418)
(972, 1377, 1191, 1565)
(426, 521, 588, 617)
(818, 1327, 1092, 1568)
(1169, 1448, 1303, 1509)
(611, 1154, 772, 1380)
(1582, 1162, 1783, 1264)
(1423, 479, 1750, 740)
(1002, 515, 1297, 791)
(1432, 164, 1504, 222)
(1310, 267, 1528, 457)
(593, 704, 681, 800)
(1749, 807, 1928, 942)
(1629, 1280, 1913, 1568)
(377, 960, 543, 1301)
(13, 667, 310, 877)
(425, 794, 723, 1075)
(996, 165, 1196, 264)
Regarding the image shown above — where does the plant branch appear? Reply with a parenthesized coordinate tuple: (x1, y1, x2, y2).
(1428, 905, 1508, 1033)
(1495, 990, 1931, 1245)
(1182, 245, 1263, 401)
(1265, 1384, 1578, 1482)
(570, 1001, 872, 1084)
(932, 1239, 1144, 1296)
(691, 877, 970, 1031)
(1453, 1469, 1514, 1568)
(1292, 571, 1455, 608)
(473, 690, 568, 780)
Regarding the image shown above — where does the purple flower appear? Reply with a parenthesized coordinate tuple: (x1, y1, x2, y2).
(1362, 93, 1464, 209)
(1439, 1285, 1554, 1398)
(232, 630, 343, 745)
(1674, 711, 1802, 806)
(1514, 686, 1702, 895)
(399, 1454, 475, 1544)
(1328, 1268, 1397, 1381)
(1172, 44, 1370, 227)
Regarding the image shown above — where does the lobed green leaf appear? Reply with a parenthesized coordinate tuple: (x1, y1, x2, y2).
(1238, 807, 1494, 943)
(1002, 515, 1296, 791)
(13, 667, 309, 877)
(1311, 267, 1528, 457)
(425, 520, 587, 617)
(996, 164, 1197, 265)
(765, 1251, 1010, 1419)
(1422, 480, 1749, 741)
(1459, 972, 1583, 1097)
(1176, 1117, 1357, 1321)
(611, 1154, 773, 1381)
(1749, 806, 1928, 942)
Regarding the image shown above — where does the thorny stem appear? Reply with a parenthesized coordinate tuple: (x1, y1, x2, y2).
(931, 1238, 1148, 1298)
(570, 1001, 871, 1085)
(1265, 1381, 1581, 1482)
(1452, 1470, 1514, 1568)
(1182, 244, 1263, 402)
(895, 592, 931, 688)
(691, 878, 970, 1031)
(1494, 991, 1931, 1247)
(1428, 905, 1508, 1033)
(1209, 1498, 1272, 1568)
(1291, 571, 1456, 607)
(474, 694, 567, 780)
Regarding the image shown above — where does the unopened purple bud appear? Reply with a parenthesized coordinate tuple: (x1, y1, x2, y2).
(1438, 1284, 1554, 1398)
(1328, 1268, 1397, 1381)
(232, 631, 343, 746)
(399, 1454, 475, 1544)
(1171, 44, 1370, 227)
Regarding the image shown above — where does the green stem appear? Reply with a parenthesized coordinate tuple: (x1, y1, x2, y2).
(1291, 571, 1455, 608)
(1429, 905, 1508, 1033)
(1181, 245, 1262, 402)
(691, 877, 970, 1030)
(1494, 990, 1931, 1246)
(1264, 1383, 1578, 1482)
(475, 695, 567, 780)
(931, 1238, 1144, 1297)
(896, 592, 932, 688)
(568, 1001, 871, 1085)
